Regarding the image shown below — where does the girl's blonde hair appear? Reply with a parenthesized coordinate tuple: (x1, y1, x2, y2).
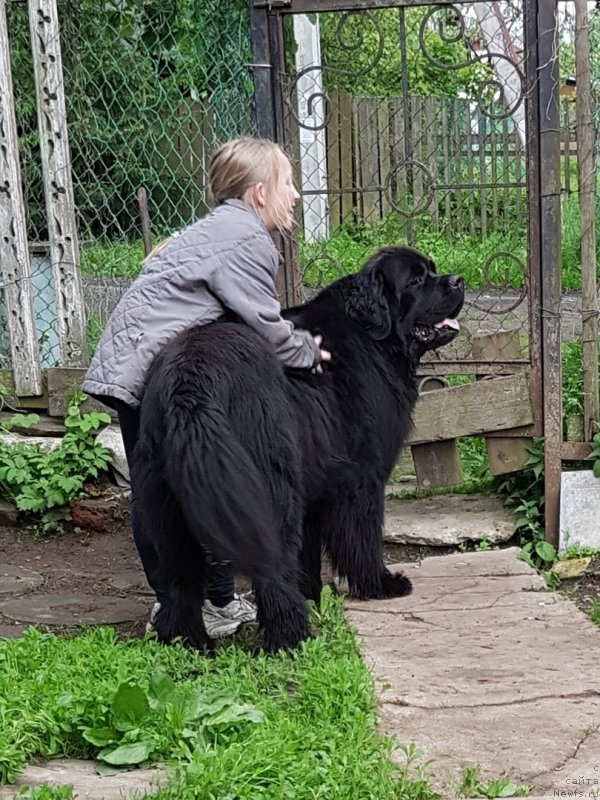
(208, 137, 294, 231)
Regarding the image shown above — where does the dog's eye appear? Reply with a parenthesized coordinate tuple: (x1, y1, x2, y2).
(409, 276, 424, 287)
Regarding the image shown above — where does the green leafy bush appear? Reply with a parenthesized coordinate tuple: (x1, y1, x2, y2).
(0, 396, 111, 532)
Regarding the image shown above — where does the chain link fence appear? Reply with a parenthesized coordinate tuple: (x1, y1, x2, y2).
(6, 0, 255, 359)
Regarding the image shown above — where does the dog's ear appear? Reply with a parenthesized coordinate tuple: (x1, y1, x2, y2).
(345, 256, 391, 340)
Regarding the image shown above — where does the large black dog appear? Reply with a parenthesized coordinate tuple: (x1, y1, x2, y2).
(134, 246, 464, 652)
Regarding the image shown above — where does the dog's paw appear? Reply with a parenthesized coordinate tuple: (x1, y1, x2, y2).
(379, 570, 413, 598)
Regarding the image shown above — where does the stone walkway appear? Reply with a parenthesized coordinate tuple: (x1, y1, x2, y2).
(2, 546, 600, 798)
(345, 547, 600, 799)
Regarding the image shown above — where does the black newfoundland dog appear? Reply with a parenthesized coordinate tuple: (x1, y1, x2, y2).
(134, 246, 464, 652)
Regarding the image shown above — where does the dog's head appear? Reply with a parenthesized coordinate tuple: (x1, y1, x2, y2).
(345, 246, 465, 354)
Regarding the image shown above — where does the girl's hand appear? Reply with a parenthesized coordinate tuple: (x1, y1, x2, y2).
(311, 335, 332, 375)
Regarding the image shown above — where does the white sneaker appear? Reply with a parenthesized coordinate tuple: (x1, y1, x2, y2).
(145, 601, 161, 634)
(202, 593, 257, 638)
(145, 594, 258, 639)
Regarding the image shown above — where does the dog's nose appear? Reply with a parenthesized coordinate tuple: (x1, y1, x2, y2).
(448, 275, 464, 290)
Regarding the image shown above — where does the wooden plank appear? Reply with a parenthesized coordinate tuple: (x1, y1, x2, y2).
(471, 330, 523, 362)
(411, 96, 423, 213)
(391, 96, 407, 219)
(486, 437, 532, 476)
(0, 370, 48, 410)
(471, 330, 531, 473)
(405, 374, 533, 445)
(47, 368, 116, 418)
(0, 1, 43, 395)
(477, 107, 487, 237)
(327, 88, 341, 229)
(377, 98, 391, 218)
(453, 99, 464, 233)
(412, 440, 462, 489)
(29, 0, 88, 367)
(465, 101, 477, 237)
(562, 98, 572, 195)
(502, 115, 510, 228)
(561, 441, 592, 461)
(490, 118, 498, 230)
(411, 377, 462, 489)
(358, 97, 380, 224)
(351, 96, 362, 221)
(190, 100, 209, 217)
(440, 99, 450, 229)
(338, 90, 354, 225)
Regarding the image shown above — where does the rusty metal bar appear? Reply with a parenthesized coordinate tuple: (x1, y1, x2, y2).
(254, 0, 467, 11)
(524, 0, 543, 441)
(537, 0, 562, 548)
(248, 0, 277, 140)
(574, 0, 599, 441)
(269, 11, 302, 307)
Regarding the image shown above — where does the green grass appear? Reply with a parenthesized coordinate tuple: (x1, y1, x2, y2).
(80, 239, 149, 279)
(457, 764, 530, 798)
(10, 789, 74, 799)
(590, 600, 600, 627)
(0, 591, 437, 799)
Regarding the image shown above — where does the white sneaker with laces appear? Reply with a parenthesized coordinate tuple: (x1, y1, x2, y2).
(145, 601, 161, 634)
(145, 594, 257, 639)
(202, 593, 257, 638)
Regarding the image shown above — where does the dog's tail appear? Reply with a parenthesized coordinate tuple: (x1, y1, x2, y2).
(162, 401, 281, 581)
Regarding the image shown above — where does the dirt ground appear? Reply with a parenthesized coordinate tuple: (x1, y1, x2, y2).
(0, 497, 152, 638)
(0, 496, 598, 639)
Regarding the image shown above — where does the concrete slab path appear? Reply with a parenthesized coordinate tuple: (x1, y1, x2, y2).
(345, 547, 600, 798)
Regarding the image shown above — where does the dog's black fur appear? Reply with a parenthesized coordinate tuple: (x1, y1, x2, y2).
(134, 246, 465, 652)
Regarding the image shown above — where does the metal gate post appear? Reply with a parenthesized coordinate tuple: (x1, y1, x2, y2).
(537, 0, 562, 547)
(248, 1, 301, 308)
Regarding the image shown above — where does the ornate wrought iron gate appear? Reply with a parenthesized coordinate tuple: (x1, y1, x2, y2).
(249, 0, 562, 542)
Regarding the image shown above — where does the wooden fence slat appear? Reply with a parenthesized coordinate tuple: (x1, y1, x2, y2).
(391, 96, 407, 219)
(377, 98, 391, 219)
(327, 88, 341, 229)
(424, 96, 438, 230)
(359, 97, 381, 224)
(502, 115, 510, 228)
(411, 96, 423, 214)
(351, 97, 362, 221)
(453, 99, 464, 234)
(441, 99, 451, 228)
(477, 106, 487, 238)
(189, 100, 209, 217)
(338, 90, 354, 225)
(0, 0, 43, 395)
(324, 93, 574, 235)
(465, 101, 477, 237)
(29, 0, 88, 366)
(563, 98, 572, 194)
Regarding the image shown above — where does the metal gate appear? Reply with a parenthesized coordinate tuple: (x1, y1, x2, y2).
(249, 0, 562, 542)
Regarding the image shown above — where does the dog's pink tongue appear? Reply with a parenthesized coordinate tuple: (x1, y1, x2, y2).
(434, 318, 460, 331)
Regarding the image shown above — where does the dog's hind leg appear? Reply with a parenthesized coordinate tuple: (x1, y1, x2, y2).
(136, 463, 212, 651)
(320, 484, 412, 600)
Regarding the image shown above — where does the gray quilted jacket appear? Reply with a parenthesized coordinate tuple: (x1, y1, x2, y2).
(82, 199, 320, 408)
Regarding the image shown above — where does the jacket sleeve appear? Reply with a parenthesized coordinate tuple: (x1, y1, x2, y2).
(211, 235, 321, 369)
